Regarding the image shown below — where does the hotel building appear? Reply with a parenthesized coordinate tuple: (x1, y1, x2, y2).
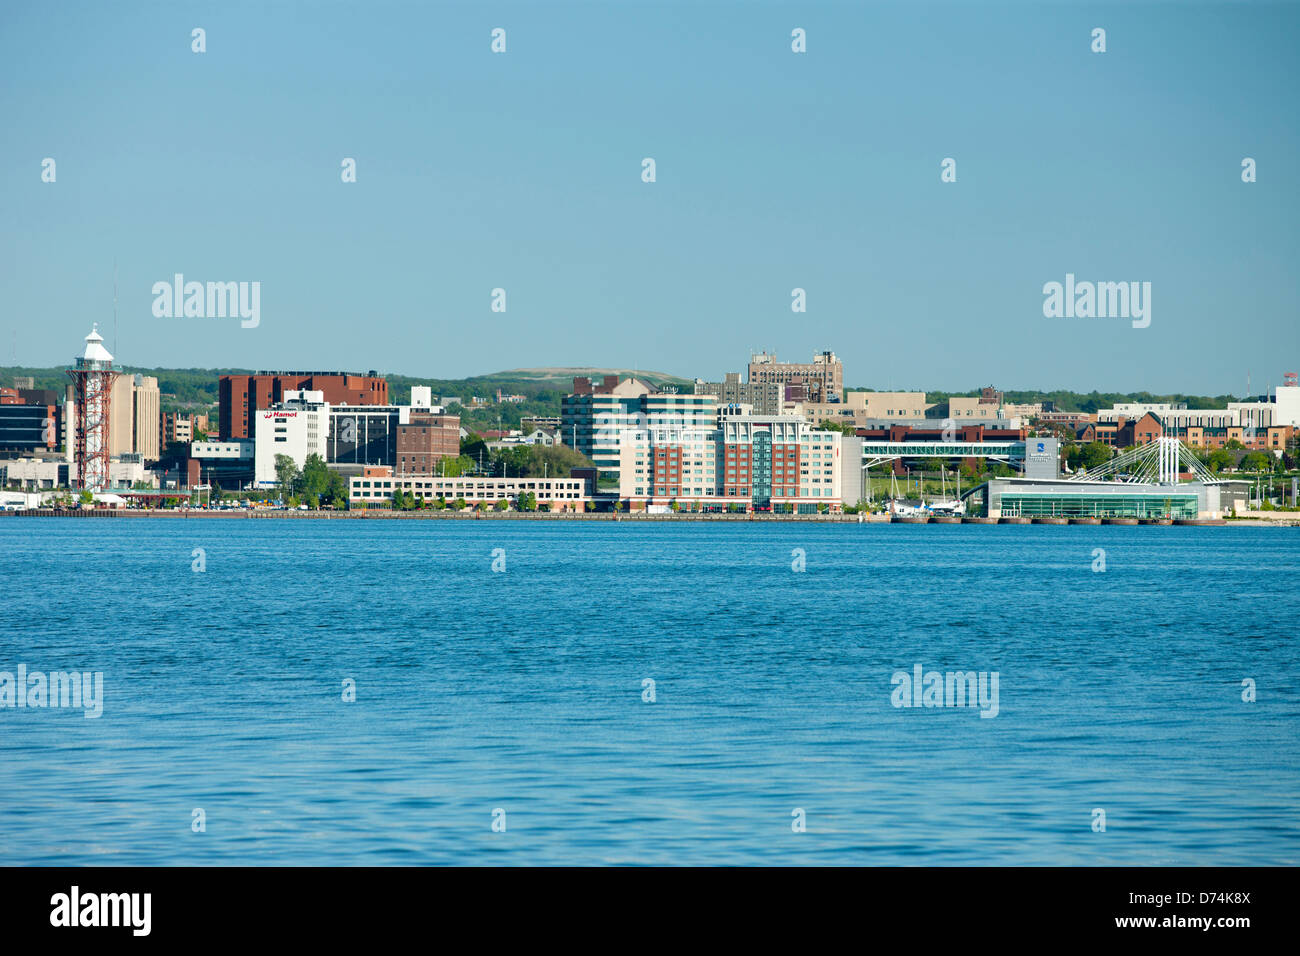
(563, 376, 847, 511)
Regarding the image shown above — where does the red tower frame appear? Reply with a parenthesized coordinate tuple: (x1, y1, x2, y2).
(67, 326, 114, 491)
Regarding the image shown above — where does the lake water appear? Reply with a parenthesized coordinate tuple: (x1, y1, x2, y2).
(1, 517, 1297, 865)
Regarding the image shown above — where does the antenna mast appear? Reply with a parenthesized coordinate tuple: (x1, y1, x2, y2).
(113, 259, 118, 357)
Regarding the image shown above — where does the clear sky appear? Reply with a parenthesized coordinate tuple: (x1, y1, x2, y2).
(2, 0, 1297, 395)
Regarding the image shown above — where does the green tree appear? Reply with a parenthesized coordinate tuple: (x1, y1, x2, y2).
(440, 454, 476, 477)
(495, 443, 594, 479)
(1080, 442, 1112, 470)
(298, 453, 331, 505)
(1208, 449, 1234, 472)
(274, 454, 298, 497)
(817, 419, 856, 436)
(78, 490, 94, 505)
(325, 471, 348, 509)
(1241, 451, 1271, 473)
(516, 491, 537, 512)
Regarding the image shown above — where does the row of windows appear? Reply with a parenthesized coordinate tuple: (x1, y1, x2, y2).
(355, 480, 581, 491)
(632, 486, 836, 498)
(354, 488, 582, 500)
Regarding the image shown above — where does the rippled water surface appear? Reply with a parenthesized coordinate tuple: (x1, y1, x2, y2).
(1, 517, 1297, 865)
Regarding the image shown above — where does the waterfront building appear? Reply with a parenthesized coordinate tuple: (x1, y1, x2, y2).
(252, 390, 330, 486)
(249, 385, 459, 483)
(622, 404, 845, 512)
(326, 404, 400, 467)
(980, 439, 1226, 518)
(562, 375, 716, 487)
(349, 467, 587, 511)
(855, 422, 1034, 476)
(563, 375, 847, 510)
(0, 454, 146, 491)
(190, 439, 255, 489)
(984, 477, 1213, 519)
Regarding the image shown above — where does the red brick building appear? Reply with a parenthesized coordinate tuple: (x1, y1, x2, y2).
(219, 372, 388, 440)
(1085, 412, 1292, 452)
(396, 412, 461, 475)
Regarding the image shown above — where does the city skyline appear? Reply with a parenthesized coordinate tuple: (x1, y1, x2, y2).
(4, 2, 1298, 395)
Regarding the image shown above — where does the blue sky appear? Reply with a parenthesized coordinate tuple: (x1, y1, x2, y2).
(2, 0, 1297, 395)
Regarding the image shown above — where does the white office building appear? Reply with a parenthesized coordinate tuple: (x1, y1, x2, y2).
(253, 390, 330, 486)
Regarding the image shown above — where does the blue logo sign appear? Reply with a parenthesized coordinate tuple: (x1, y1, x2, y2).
(1036, 442, 1045, 453)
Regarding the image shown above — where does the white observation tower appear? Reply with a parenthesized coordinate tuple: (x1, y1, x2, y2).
(67, 324, 115, 491)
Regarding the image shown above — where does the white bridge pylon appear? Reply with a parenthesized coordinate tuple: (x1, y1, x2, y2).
(1069, 436, 1220, 485)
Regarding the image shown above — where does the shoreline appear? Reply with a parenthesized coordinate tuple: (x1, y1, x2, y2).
(4, 509, 1297, 526)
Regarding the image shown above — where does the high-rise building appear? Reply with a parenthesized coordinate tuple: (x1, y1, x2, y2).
(562, 375, 846, 510)
(219, 371, 388, 441)
(252, 390, 330, 486)
(133, 375, 160, 461)
(562, 375, 717, 487)
(746, 351, 843, 404)
(109, 372, 134, 457)
(695, 350, 844, 414)
(693, 372, 784, 415)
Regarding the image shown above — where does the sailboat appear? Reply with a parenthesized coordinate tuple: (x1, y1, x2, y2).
(886, 471, 922, 516)
(927, 467, 966, 516)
